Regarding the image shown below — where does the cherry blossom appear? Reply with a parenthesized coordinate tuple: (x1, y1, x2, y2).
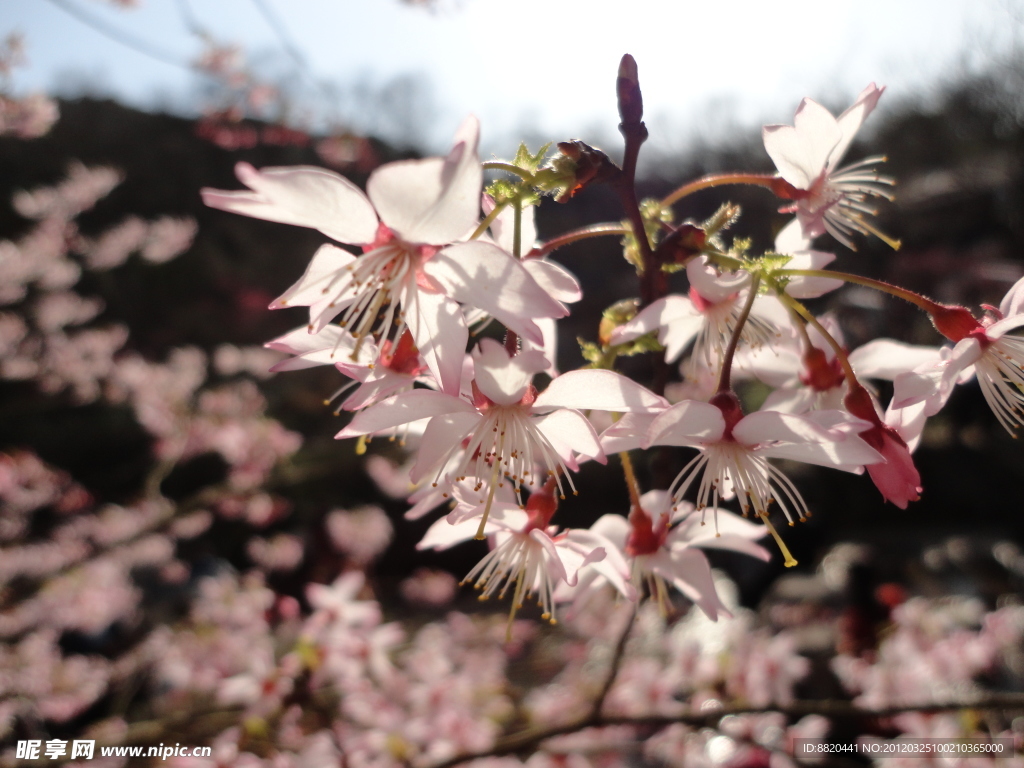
(418, 479, 615, 628)
(892, 279, 1024, 435)
(574, 491, 769, 619)
(202, 117, 566, 394)
(645, 392, 882, 564)
(611, 257, 788, 375)
(338, 339, 667, 530)
(763, 83, 898, 249)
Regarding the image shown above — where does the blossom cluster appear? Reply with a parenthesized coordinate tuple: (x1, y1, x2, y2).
(4, 45, 1024, 768)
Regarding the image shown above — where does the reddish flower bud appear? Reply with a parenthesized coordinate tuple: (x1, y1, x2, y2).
(929, 304, 983, 342)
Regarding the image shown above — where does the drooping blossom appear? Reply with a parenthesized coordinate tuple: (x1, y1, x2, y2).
(572, 491, 769, 619)
(644, 392, 882, 565)
(202, 117, 565, 394)
(736, 311, 941, 414)
(763, 83, 898, 249)
(892, 278, 1024, 435)
(418, 479, 617, 629)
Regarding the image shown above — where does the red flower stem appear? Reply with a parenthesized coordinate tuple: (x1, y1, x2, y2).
(779, 293, 858, 386)
(716, 274, 761, 394)
(661, 172, 780, 207)
(776, 269, 946, 315)
(525, 223, 629, 260)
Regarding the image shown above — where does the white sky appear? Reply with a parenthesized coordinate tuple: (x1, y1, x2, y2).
(3, 0, 1023, 154)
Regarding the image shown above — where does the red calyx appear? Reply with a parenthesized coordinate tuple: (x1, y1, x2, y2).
(799, 347, 846, 392)
(379, 331, 425, 375)
(709, 391, 744, 440)
(769, 177, 811, 201)
(625, 504, 669, 556)
(524, 477, 559, 531)
(929, 304, 983, 343)
(362, 221, 394, 252)
(689, 285, 734, 314)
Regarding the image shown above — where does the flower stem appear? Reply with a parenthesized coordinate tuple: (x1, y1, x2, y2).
(525, 223, 629, 259)
(470, 201, 507, 241)
(503, 200, 522, 356)
(716, 274, 761, 393)
(483, 160, 532, 181)
(776, 269, 945, 314)
(619, 451, 643, 511)
(779, 293, 857, 386)
(661, 172, 779, 207)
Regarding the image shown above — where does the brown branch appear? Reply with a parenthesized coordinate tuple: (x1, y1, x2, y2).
(427, 694, 1024, 768)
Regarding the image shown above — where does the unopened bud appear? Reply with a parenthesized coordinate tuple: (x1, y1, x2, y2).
(617, 54, 643, 126)
(552, 140, 619, 201)
(657, 223, 706, 266)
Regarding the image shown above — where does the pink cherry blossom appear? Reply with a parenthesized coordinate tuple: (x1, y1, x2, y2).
(611, 257, 788, 376)
(577, 491, 768, 619)
(645, 392, 882, 565)
(892, 278, 1024, 435)
(202, 117, 565, 395)
(419, 479, 610, 629)
(338, 339, 667, 531)
(763, 84, 897, 249)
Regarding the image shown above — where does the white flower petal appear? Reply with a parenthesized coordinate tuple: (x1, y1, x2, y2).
(472, 337, 547, 406)
(646, 400, 726, 447)
(425, 242, 566, 344)
(367, 116, 482, 244)
(335, 390, 473, 439)
(849, 339, 942, 380)
(829, 83, 884, 170)
(402, 285, 468, 396)
(202, 162, 379, 244)
(534, 408, 605, 465)
(533, 369, 668, 413)
(522, 258, 582, 304)
(271, 244, 357, 309)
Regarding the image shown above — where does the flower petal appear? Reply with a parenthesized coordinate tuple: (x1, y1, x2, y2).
(829, 83, 884, 170)
(849, 339, 942, 380)
(522, 258, 582, 304)
(335, 389, 473, 439)
(646, 400, 725, 447)
(425, 242, 566, 344)
(271, 244, 357, 309)
(402, 285, 468, 396)
(202, 162, 379, 244)
(763, 98, 842, 189)
(367, 116, 482, 244)
(533, 369, 669, 413)
(409, 411, 482, 483)
(472, 338, 547, 405)
(534, 408, 606, 465)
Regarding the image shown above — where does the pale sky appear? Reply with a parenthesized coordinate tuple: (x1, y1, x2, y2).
(3, 0, 1023, 154)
